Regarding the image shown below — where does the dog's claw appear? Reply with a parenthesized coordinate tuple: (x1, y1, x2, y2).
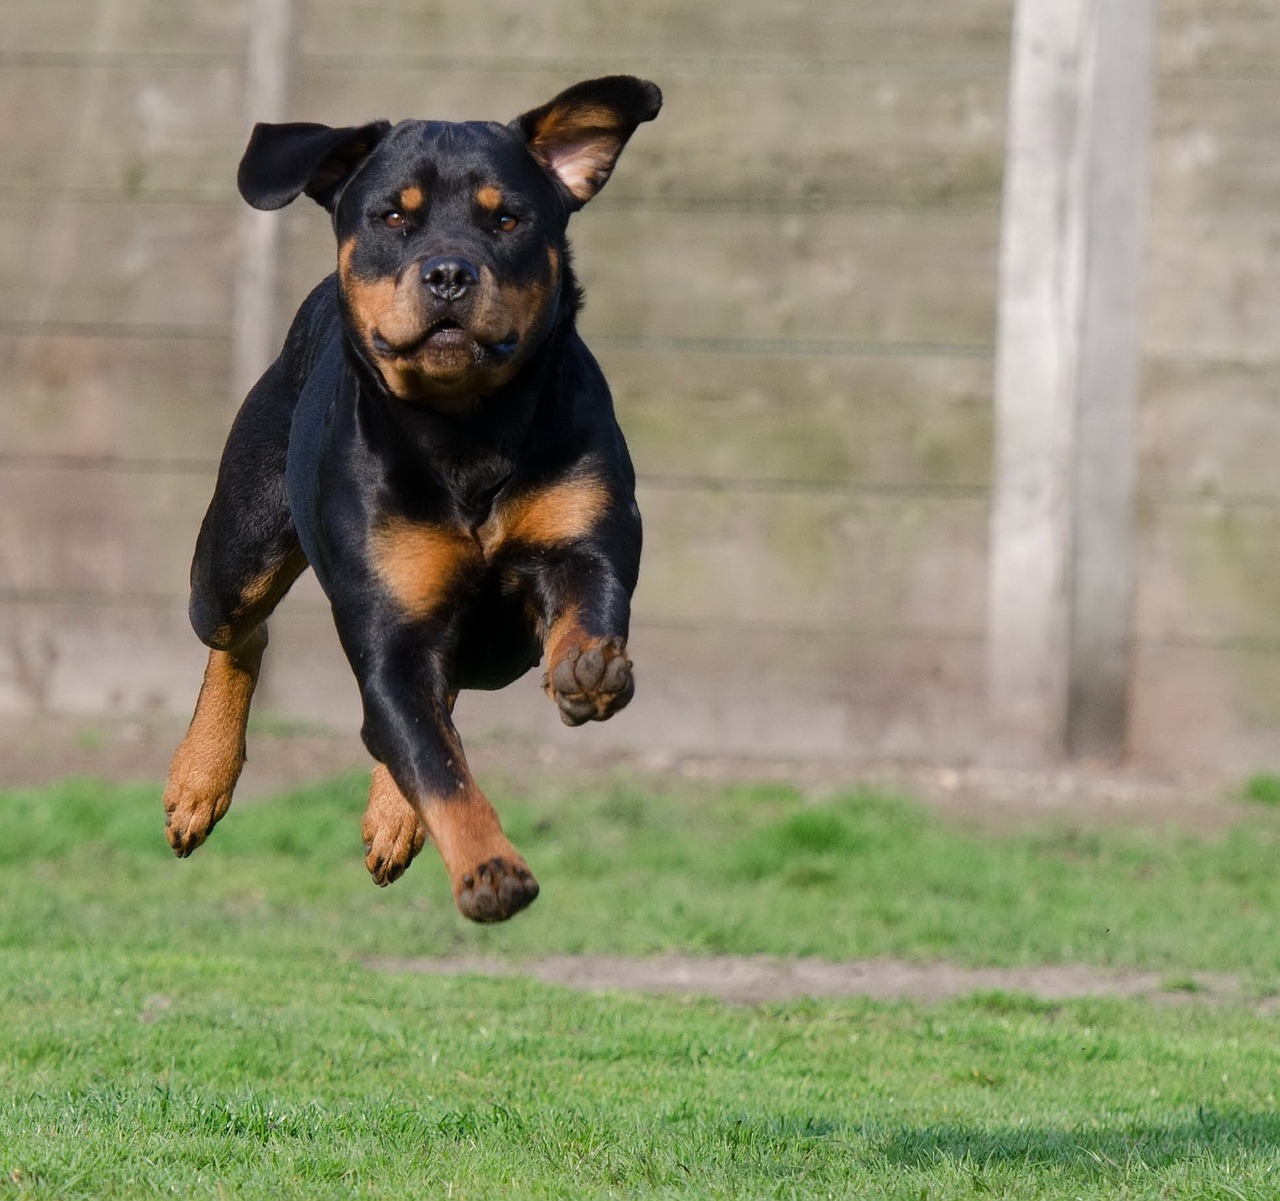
(362, 789, 427, 888)
(163, 778, 234, 858)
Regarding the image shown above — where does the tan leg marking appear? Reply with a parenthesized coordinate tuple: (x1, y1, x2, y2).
(163, 626, 267, 856)
(418, 774, 539, 923)
(362, 764, 427, 887)
(368, 741, 538, 921)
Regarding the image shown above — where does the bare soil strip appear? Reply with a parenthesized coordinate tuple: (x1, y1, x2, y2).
(367, 954, 1255, 1007)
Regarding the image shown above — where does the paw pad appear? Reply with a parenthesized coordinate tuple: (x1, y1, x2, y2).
(458, 858, 540, 922)
(545, 637, 634, 726)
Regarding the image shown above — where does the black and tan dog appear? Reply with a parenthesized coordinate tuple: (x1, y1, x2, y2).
(162, 76, 661, 922)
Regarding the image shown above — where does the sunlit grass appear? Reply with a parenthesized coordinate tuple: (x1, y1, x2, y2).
(4, 770, 1280, 1197)
(4, 772, 1280, 978)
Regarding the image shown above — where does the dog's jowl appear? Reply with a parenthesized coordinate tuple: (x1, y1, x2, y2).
(162, 77, 661, 923)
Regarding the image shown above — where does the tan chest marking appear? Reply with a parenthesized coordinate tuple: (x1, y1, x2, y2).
(371, 518, 480, 620)
(478, 476, 609, 554)
(371, 478, 608, 617)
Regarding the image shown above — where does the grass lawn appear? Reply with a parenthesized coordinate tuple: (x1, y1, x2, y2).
(4, 768, 1280, 1197)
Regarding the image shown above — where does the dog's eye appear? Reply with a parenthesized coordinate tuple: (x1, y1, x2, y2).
(496, 214, 520, 233)
(380, 211, 407, 231)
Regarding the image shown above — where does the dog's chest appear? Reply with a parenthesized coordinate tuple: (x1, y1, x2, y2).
(368, 472, 605, 621)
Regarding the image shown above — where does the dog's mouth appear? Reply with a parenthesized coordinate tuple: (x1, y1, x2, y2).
(373, 316, 465, 358)
(420, 316, 469, 349)
(373, 318, 517, 363)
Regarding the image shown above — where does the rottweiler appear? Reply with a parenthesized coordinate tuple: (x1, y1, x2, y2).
(161, 76, 662, 923)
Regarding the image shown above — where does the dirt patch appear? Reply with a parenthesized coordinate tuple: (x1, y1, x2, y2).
(368, 953, 1261, 1008)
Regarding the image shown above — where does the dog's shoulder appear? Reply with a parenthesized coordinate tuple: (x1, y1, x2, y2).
(277, 274, 344, 384)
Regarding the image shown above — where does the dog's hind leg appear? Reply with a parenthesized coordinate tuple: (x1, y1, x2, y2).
(360, 692, 456, 887)
(164, 625, 269, 856)
(163, 545, 307, 855)
(164, 539, 306, 857)
(163, 362, 307, 857)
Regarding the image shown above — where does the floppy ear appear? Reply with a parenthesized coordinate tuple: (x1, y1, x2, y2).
(236, 120, 392, 211)
(512, 76, 661, 210)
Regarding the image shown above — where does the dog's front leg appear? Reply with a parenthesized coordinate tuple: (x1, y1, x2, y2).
(532, 546, 640, 728)
(337, 614, 539, 921)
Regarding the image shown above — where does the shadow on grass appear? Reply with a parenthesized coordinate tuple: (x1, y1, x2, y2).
(878, 1107, 1280, 1174)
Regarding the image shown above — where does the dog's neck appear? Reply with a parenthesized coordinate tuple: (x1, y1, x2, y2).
(348, 332, 567, 518)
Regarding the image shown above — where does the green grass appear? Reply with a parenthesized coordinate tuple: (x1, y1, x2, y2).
(4, 770, 1280, 1197)
(6, 773, 1280, 976)
(1243, 771, 1280, 807)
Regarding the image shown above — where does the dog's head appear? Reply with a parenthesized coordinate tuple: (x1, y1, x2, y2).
(238, 76, 661, 412)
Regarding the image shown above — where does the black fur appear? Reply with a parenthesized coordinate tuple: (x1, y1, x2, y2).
(164, 77, 661, 922)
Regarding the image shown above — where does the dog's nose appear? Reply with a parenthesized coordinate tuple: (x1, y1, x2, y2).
(422, 256, 479, 302)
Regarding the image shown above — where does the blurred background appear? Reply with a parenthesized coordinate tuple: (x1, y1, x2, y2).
(1, 0, 1277, 777)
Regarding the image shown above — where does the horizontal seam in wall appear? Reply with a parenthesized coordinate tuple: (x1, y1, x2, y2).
(5, 591, 1280, 653)
(0, 188, 1004, 217)
(0, 454, 989, 497)
(1, 48, 1267, 81)
(592, 336, 995, 358)
(7, 455, 1280, 511)
(0, 319, 230, 341)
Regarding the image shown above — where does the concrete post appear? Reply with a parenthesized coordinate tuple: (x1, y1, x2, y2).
(987, 0, 1155, 761)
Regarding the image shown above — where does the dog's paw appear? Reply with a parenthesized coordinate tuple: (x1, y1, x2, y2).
(544, 636, 634, 726)
(362, 764, 428, 886)
(456, 857, 540, 923)
(163, 774, 235, 857)
(362, 803, 427, 887)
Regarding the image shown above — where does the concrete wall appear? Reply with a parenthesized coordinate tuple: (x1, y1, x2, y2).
(2, 0, 1277, 772)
